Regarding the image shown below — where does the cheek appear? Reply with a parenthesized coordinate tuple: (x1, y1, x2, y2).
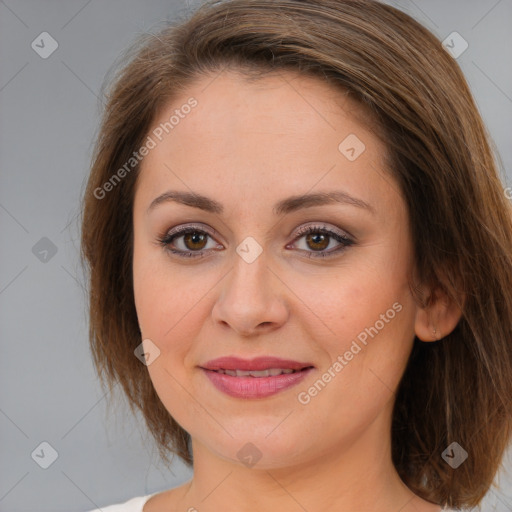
(291, 259, 416, 403)
(291, 258, 412, 345)
(134, 267, 198, 349)
(133, 255, 206, 424)
(133, 247, 215, 371)
(295, 297, 414, 443)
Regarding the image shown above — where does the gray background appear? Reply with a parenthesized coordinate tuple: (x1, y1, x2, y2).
(0, 1, 511, 511)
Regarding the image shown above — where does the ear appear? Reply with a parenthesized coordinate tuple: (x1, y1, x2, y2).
(414, 284, 464, 342)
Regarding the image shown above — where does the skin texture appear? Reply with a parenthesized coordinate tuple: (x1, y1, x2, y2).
(132, 69, 461, 512)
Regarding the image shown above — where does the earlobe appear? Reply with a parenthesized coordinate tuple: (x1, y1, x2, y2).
(414, 288, 464, 342)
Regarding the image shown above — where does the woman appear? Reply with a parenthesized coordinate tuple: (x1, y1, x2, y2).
(80, 0, 512, 510)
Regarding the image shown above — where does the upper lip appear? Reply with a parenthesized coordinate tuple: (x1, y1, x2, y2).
(200, 356, 314, 371)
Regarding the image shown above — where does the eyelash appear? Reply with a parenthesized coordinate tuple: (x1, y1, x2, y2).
(156, 223, 354, 260)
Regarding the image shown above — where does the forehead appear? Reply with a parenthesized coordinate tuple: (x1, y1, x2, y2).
(134, 69, 395, 217)
(163, 68, 374, 144)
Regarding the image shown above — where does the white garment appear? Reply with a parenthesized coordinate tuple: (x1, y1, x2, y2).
(86, 493, 156, 512)
(85, 493, 458, 512)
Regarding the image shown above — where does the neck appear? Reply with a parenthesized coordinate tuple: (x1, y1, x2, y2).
(176, 408, 440, 512)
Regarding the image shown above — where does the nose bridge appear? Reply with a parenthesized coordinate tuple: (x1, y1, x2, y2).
(224, 229, 271, 296)
(227, 243, 272, 307)
(212, 241, 288, 335)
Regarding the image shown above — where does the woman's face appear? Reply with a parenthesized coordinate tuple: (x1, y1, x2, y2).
(132, 69, 419, 469)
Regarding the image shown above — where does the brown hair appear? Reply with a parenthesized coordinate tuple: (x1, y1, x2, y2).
(80, 0, 512, 507)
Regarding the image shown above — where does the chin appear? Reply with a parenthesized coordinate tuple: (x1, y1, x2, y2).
(194, 425, 312, 470)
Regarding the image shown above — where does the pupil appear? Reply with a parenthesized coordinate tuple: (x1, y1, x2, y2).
(307, 233, 328, 251)
(186, 232, 206, 250)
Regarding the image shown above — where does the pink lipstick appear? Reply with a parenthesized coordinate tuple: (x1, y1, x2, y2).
(200, 356, 314, 399)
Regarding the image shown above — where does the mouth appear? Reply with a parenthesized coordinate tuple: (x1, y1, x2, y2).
(205, 367, 312, 377)
(200, 356, 314, 372)
(199, 356, 315, 399)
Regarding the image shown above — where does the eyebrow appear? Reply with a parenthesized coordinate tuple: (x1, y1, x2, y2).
(146, 190, 375, 216)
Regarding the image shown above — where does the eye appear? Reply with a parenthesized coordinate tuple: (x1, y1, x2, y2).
(157, 224, 221, 258)
(156, 223, 354, 259)
(287, 223, 354, 259)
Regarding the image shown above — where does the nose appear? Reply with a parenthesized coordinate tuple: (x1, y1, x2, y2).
(211, 250, 289, 337)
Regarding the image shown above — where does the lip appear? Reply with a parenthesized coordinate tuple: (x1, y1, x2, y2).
(200, 356, 314, 371)
(201, 368, 314, 399)
(199, 356, 315, 399)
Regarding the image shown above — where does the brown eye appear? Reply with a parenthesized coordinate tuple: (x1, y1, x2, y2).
(158, 225, 221, 258)
(183, 231, 208, 251)
(305, 232, 330, 251)
(291, 225, 354, 259)
(158, 223, 354, 260)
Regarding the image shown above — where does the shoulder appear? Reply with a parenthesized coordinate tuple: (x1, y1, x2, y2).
(143, 482, 192, 511)
(85, 493, 156, 512)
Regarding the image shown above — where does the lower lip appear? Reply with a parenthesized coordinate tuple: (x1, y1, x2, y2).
(201, 368, 313, 399)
